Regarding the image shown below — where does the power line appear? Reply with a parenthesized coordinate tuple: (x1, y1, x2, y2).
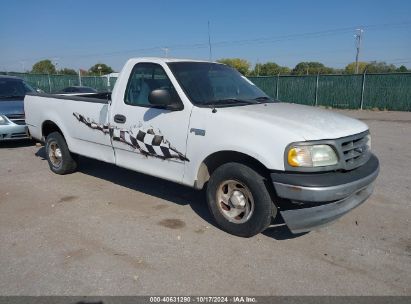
(12, 22, 411, 61)
(2, 21, 411, 68)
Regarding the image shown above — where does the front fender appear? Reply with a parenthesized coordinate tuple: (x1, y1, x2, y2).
(182, 106, 305, 186)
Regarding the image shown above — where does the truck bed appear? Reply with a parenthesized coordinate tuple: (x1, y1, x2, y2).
(27, 92, 111, 104)
(24, 91, 115, 164)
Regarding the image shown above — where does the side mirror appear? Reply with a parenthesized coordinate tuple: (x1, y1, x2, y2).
(148, 89, 182, 110)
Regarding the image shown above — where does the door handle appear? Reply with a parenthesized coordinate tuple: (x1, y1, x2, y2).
(114, 114, 126, 124)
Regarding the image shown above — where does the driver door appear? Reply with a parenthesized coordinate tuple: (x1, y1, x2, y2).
(109, 62, 191, 183)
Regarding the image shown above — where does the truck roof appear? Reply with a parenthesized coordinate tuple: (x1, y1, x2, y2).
(126, 57, 220, 64)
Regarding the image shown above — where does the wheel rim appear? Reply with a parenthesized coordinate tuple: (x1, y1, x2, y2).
(216, 179, 254, 224)
(48, 141, 62, 168)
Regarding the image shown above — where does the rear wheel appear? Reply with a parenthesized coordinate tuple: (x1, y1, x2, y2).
(206, 162, 275, 237)
(45, 132, 77, 174)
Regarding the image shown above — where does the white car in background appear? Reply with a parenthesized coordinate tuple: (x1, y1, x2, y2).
(0, 75, 34, 140)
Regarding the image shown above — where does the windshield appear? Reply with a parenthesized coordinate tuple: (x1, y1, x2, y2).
(167, 62, 272, 106)
(0, 78, 35, 99)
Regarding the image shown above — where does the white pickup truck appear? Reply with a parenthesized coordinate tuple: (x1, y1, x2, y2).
(25, 57, 379, 237)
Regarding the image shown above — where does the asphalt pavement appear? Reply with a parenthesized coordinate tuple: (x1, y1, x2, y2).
(0, 109, 410, 295)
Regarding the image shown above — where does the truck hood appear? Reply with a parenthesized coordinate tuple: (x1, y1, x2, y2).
(0, 99, 24, 115)
(227, 102, 368, 141)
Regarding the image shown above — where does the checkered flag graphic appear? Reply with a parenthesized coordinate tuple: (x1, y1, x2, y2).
(111, 127, 189, 161)
(73, 112, 189, 162)
(73, 112, 110, 134)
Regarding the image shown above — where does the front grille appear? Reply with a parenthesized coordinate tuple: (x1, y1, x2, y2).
(11, 132, 28, 138)
(337, 131, 370, 170)
(12, 119, 26, 125)
(5, 114, 24, 119)
(5, 114, 25, 125)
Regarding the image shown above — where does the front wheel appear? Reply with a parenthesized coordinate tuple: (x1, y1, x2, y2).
(45, 132, 77, 175)
(206, 162, 276, 237)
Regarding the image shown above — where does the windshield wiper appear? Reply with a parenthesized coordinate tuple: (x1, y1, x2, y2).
(202, 98, 259, 106)
(253, 96, 273, 102)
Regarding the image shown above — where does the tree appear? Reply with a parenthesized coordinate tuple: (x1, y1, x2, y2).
(251, 62, 290, 76)
(366, 61, 396, 73)
(79, 69, 89, 76)
(345, 61, 398, 74)
(292, 62, 334, 75)
(31, 59, 56, 74)
(397, 65, 408, 73)
(344, 62, 368, 74)
(89, 63, 114, 75)
(217, 58, 251, 75)
(59, 68, 77, 75)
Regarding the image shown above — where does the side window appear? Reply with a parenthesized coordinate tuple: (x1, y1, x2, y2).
(124, 63, 176, 106)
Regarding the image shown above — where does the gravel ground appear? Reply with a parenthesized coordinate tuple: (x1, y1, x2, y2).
(0, 109, 410, 295)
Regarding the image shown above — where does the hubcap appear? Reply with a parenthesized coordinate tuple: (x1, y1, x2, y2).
(216, 180, 254, 224)
(48, 141, 62, 168)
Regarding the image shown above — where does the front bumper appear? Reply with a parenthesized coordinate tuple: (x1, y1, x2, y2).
(271, 154, 379, 233)
(0, 123, 29, 141)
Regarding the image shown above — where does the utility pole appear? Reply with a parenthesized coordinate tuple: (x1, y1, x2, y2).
(354, 28, 363, 74)
(161, 48, 169, 58)
(52, 57, 60, 74)
(20, 61, 26, 72)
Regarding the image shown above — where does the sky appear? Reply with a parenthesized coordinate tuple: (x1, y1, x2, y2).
(0, 0, 410, 72)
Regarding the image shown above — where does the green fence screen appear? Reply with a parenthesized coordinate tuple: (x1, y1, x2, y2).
(1, 71, 410, 111)
(0, 72, 117, 93)
(250, 73, 411, 111)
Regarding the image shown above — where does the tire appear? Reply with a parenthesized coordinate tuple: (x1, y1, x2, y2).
(45, 132, 77, 175)
(206, 162, 275, 237)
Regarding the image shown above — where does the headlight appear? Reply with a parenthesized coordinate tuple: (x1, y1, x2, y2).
(0, 115, 8, 125)
(287, 144, 338, 167)
(366, 134, 371, 151)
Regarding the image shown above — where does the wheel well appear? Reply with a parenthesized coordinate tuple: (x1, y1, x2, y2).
(42, 120, 63, 140)
(195, 151, 269, 189)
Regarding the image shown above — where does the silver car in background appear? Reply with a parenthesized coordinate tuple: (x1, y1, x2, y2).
(0, 76, 35, 141)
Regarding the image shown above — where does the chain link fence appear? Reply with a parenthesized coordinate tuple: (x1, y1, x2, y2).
(1, 71, 410, 111)
(0, 72, 117, 93)
(249, 72, 411, 111)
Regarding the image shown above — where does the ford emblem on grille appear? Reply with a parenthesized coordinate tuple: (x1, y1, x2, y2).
(354, 147, 364, 153)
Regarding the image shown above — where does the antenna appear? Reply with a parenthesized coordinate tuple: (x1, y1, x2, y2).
(208, 21, 212, 61)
